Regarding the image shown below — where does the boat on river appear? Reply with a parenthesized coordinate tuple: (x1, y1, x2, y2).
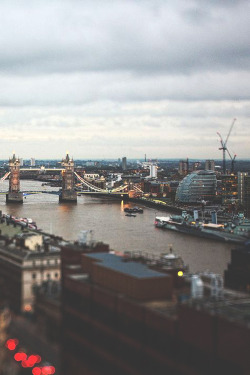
(155, 211, 250, 245)
(124, 207, 143, 214)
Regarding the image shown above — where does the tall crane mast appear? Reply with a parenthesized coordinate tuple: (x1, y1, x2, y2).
(217, 118, 236, 174)
(226, 148, 237, 173)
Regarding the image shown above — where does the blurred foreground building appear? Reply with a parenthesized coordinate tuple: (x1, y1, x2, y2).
(60, 240, 250, 375)
(0, 217, 61, 313)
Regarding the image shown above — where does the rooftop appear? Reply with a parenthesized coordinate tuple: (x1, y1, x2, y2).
(85, 252, 168, 279)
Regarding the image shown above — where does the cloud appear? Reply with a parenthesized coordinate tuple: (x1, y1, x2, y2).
(0, 0, 249, 75)
(0, 100, 249, 159)
(0, 0, 249, 159)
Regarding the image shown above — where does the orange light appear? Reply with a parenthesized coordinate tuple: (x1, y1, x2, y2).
(24, 304, 32, 312)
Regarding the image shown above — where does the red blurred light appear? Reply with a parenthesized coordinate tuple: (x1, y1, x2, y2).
(42, 367, 49, 375)
(28, 355, 39, 366)
(32, 368, 42, 375)
(5, 338, 19, 350)
(35, 355, 42, 363)
(14, 352, 27, 361)
(41, 366, 55, 375)
(21, 360, 28, 368)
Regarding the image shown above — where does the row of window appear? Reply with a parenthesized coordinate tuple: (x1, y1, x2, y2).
(32, 272, 59, 279)
(31, 259, 60, 267)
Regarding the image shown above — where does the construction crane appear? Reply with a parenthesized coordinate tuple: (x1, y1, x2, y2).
(217, 118, 236, 174)
(226, 149, 237, 173)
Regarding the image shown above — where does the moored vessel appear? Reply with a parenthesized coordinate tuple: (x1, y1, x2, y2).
(155, 212, 250, 245)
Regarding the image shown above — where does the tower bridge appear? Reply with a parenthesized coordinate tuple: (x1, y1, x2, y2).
(2, 153, 141, 204)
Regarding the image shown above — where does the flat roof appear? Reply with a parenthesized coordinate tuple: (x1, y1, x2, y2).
(85, 253, 168, 279)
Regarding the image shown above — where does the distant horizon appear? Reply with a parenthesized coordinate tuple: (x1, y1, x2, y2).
(1, 158, 250, 162)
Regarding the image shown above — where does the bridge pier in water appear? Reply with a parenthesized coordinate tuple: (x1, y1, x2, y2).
(59, 153, 77, 203)
(6, 154, 23, 204)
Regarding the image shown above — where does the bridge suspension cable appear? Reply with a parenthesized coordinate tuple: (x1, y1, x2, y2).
(133, 184, 144, 193)
(74, 172, 129, 193)
(0, 172, 10, 182)
(74, 172, 107, 192)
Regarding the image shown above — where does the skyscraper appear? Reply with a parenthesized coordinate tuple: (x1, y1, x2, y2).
(205, 160, 215, 171)
(122, 157, 127, 171)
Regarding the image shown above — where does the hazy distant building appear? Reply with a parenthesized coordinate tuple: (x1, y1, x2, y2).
(149, 164, 157, 178)
(30, 158, 35, 167)
(175, 170, 217, 203)
(178, 159, 189, 176)
(205, 159, 215, 171)
(192, 162, 201, 171)
(142, 162, 157, 179)
(122, 157, 127, 171)
(19, 158, 23, 167)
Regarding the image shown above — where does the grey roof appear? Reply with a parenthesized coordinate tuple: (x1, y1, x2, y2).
(85, 253, 167, 279)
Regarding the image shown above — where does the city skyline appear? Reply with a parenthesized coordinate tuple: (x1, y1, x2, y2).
(0, 0, 249, 159)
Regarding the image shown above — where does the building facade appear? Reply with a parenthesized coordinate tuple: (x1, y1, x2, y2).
(0, 224, 61, 313)
(175, 170, 217, 203)
(178, 159, 189, 176)
(220, 174, 238, 204)
(243, 175, 250, 218)
(60, 242, 250, 375)
(205, 159, 215, 171)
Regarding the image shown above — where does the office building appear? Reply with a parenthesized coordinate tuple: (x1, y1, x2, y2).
(30, 158, 36, 167)
(175, 170, 217, 203)
(220, 174, 238, 204)
(238, 172, 248, 205)
(205, 160, 215, 171)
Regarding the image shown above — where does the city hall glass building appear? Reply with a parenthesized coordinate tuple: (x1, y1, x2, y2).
(175, 170, 217, 203)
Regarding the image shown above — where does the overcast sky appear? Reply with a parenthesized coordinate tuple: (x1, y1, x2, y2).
(0, 0, 249, 159)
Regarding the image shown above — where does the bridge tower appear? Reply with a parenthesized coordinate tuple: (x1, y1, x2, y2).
(6, 153, 23, 203)
(59, 153, 77, 203)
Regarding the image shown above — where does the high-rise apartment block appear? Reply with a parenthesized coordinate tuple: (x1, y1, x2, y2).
(30, 158, 36, 167)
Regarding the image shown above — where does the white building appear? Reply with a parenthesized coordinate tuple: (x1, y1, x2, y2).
(142, 162, 158, 179)
(0, 228, 61, 313)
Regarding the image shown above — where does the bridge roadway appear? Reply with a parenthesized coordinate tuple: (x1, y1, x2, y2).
(0, 190, 129, 198)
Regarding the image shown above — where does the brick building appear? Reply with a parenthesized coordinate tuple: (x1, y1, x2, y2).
(61, 242, 250, 375)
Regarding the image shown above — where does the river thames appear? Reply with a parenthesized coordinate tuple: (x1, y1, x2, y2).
(0, 180, 233, 275)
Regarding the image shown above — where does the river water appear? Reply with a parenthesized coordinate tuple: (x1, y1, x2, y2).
(0, 180, 233, 275)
